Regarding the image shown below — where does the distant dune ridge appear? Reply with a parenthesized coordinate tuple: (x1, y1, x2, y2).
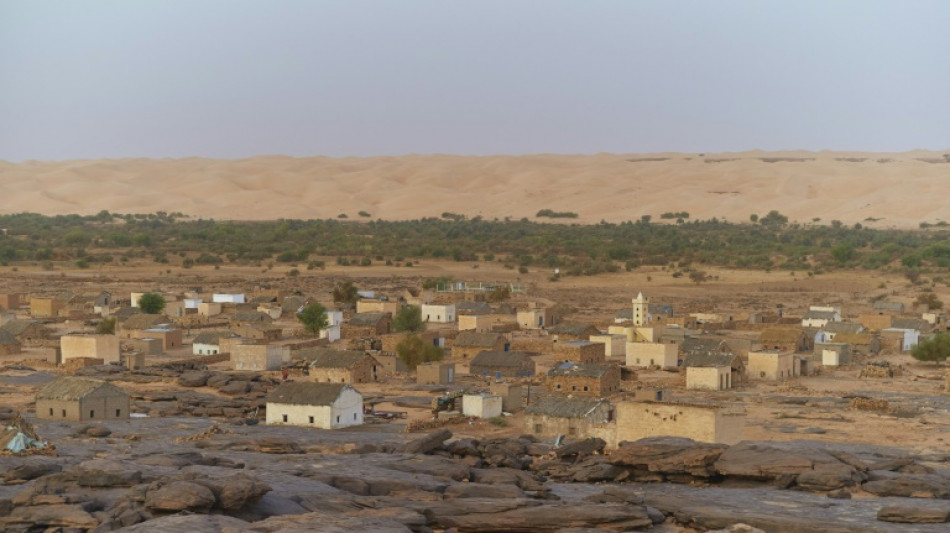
(2, 150, 949, 228)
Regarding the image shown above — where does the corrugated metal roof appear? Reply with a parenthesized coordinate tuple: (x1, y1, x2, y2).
(36, 377, 126, 401)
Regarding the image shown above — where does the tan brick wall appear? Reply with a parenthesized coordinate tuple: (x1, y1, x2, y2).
(553, 342, 605, 364)
(686, 366, 730, 390)
(626, 342, 678, 369)
(61, 335, 119, 364)
(615, 401, 744, 445)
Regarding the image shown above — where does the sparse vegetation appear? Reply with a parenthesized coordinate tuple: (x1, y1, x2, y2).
(138, 292, 166, 314)
(297, 302, 329, 335)
(396, 334, 444, 370)
(536, 209, 578, 219)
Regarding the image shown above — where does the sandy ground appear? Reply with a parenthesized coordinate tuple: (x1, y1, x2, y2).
(3, 150, 950, 227)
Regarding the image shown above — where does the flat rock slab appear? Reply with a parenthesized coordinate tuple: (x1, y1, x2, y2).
(878, 505, 950, 523)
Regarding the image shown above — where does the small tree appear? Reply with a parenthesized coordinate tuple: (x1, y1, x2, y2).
(297, 302, 329, 335)
(332, 280, 359, 305)
(392, 305, 424, 333)
(138, 292, 166, 314)
(488, 285, 511, 303)
(911, 333, 950, 364)
(96, 317, 116, 335)
(689, 270, 709, 284)
(396, 334, 444, 370)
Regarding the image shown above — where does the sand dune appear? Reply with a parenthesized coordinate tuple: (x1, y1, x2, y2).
(2, 150, 949, 228)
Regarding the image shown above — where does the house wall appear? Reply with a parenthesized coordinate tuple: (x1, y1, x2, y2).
(232, 344, 289, 371)
(615, 401, 744, 445)
(193, 342, 221, 356)
(133, 328, 182, 350)
(417, 362, 455, 385)
(470, 357, 535, 378)
(0, 341, 21, 356)
(462, 394, 503, 418)
(320, 324, 341, 342)
(213, 294, 246, 304)
(524, 403, 613, 440)
(266, 388, 363, 429)
(489, 382, 522, 412)
(61, 335, 120, 364)
(545, 366, 621, 396)
(686, 366, 731, 391)
(422, 304, 456, 323)
(859, 313, 894, 331)
(356, 300, 401, 315)
(310, 357, 378, 384)
(0, 293, 21, 310)
(452, 340, 508, 360)
(590, 334, 625, 357)
(198, 302, 223, 316)
(341, 321, 390, 340)
(822, 349, 850, 366)
(459, 315, 496, 332)
(30, 298, 64, 318)
(130, 338, 163, 355)
(748, 351, 797, 380)
(517, 309, 552, 329)
(626, 342, 678, 369)
(554, 342, 605, 364)
(165, 301, 186, 318)
(36, 389, 129, 422)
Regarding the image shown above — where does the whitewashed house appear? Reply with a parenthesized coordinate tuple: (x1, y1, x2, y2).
(422, 303, 456, 323)
(266, 382, 363, 429)
(184, 298, 203, 309)
(192, 331, 228, 356)
(212, 293, 246, 304)
(801, 306, 841, 328)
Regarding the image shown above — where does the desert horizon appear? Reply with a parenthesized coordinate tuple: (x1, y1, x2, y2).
(3, 149, 950, 229)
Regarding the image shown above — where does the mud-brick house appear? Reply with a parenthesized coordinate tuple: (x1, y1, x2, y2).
(131, 326, 182, 351)
(758, 328, 811, 353)
(36, 377, 130, 422)
(834, 332, 882, 356)
(230, 310, 274, 327)
(232, 343, 290, 371)
(0, 330, 22, 357)
(545, 362, 621, 396)
(814, 322, 865, 344)
(553, 340, 606, 364)
(421, 303, 456, 323)
(61, 334, 120, 364)
(304, 349, 380, 384)
(615, 400, 745, 445)
(469, 350, 536, 378)
(266, 382, 363, 429)
(232, 323, 282, 342)
(0, 292, 21, 311)
(341, 312, 391, 340)
(524, 395, 614, 440)
(0, 319, 53, 346)
(30, 297, 65, 318)
(683, 350, 744, 391)
(417, 361, 455, 385)
(626, 342, 678, 370)
(747, 350, 799, 380)
(548, 323, 601, 342)
(119, 314, 169, 339)
(451, 331, 508, 360)
(192, 331, 229, 356)
(517, 306, 554, 330)
(801, 307, 841, 328)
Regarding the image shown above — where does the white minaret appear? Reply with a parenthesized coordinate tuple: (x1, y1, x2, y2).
(632, 291, 649, 326)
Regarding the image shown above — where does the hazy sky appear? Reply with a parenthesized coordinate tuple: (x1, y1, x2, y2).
(2, 1, 948, 160)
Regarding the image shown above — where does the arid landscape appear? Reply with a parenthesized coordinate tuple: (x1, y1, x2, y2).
(3, 150, 950, 227)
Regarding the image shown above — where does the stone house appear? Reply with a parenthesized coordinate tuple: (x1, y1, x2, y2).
(230, 310, 274, 327)
(416, 361, 455, 385)
(232, 343, 290, 371)
(341, 312, 391, 340)
(524, 395, 614, 440)
(356, 299, 402, 315)
(30, 297, 65, 318)
(36, 377, 130, 422)
(266, 382, 363, 429)
(198, 302, 223, 317)
(130, 337, 163, 356)
(758, 328, 812, 352)
(615, 400, 745, 445)
(93, 292, 112, 316)
(553, 340, 606, 364)
(451, 331, 508, 360)
(517, 306, 554, 330)
(814, 322, 864, 344)
(801, 306, 841, 328)
(0, 330, 22, 357)
(858, 313, 894, 332)
(305, 350, 380, 384)
(873, 301, 905, 313)
(881, 328, 919, 353)
(686, 365, 732, 391)
(456, 301, 492, 315)
(682, 350, 744, 389)
(469, 350, 536, 378)
(818, 343, 850, 366)
(61, 334, 120, 364)
(490, 382, 523, 412)
(545, 362, 621, 396)
(548, 323, 601, 342)
(119, 314, 169, 339)
(231, 323, 282, 342)
(834, 332, 882, 356)
(421, 303, 456, 323)
(747, 350, 798, 380)
(458, 314, 504, 332)
(0, 292, 21, 311)
(132, 327, 182, 351)
(626, 342, 678, 370)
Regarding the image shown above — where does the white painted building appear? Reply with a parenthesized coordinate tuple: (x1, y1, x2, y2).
(184, 298, 203, 309)
(266, 382, 364, 429)
(320, 324, 341, 343)
(212, 293, 246, 304)
(462, 394, 503, 418)
(422, 303, 456, 323)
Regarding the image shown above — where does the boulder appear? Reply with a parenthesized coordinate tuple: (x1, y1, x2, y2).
(75, 460, 143, 487)
(206, 373, 232, 389)
(0, 503, 98, 530)
(862, 474, 950, 499)
(177, 370, 212, 387)
(555, 437, 606, 459)
(443, 482, 525, 499)
(715, 442, 844, 480)
(198, 473, 271, 510)
(877, 505, 950, 523)
(2, 462, 63, 482)
(609, 437, 726, 478)
(111, 513, 250, 532)
(219, 380, 251, 395)
(423, 499, 653, 531)
(795, 464, 861, 492)
(145, 481, 216, 512)
(257, 438, 303, 454)
(399, 429, 452, 454)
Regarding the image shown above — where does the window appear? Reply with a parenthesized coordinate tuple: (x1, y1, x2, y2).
(583, 386, 589, 391)
(534, 424, 542, 434)
(555, 383, 561, 390)
(115, 409, 121, 417)
(568, 427, 576, 435)
(571, 385, 577, 391)
(89, 410, 95, 419)
(336, 416, 340, 423)
(353, 413, 357, 420)
(62, 409, 66, 417)
(49, 408, 53, 416)
(309, 416, 314, 424)
(282, 414, 288, 422)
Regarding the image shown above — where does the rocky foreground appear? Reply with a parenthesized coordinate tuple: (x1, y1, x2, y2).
(2, 412, 950, 532)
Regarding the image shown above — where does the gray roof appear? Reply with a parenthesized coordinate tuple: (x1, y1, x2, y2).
(456, 301, 492, 314)
(454, 331, 504, 347)
(0, 329, 20, 345)
(36, 377, 126, 401)
(525, 395, 610, 418)
(300, 349, 374, 369)
(890, 318, 929, 331)
(679, 337, 728, 358)
(348, 312, 389, 326)
(820, 323, 864, 334)
(112, 307, 141, 321)
(0, 319, 50, 338)
(231, 311, 273, 323)
(548, 323, 600, 336)
(682, 350, 740, 369)
(546, 362, 615, 379)
(873, 301, 904, 311)
(122, 314, 168, 330)
(266, 382, 355, 405)
(193, 331, 228, 345)
(282, 296, 308, 313)
(803, 310, 838, 320)
(470, 350, 532, 368)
